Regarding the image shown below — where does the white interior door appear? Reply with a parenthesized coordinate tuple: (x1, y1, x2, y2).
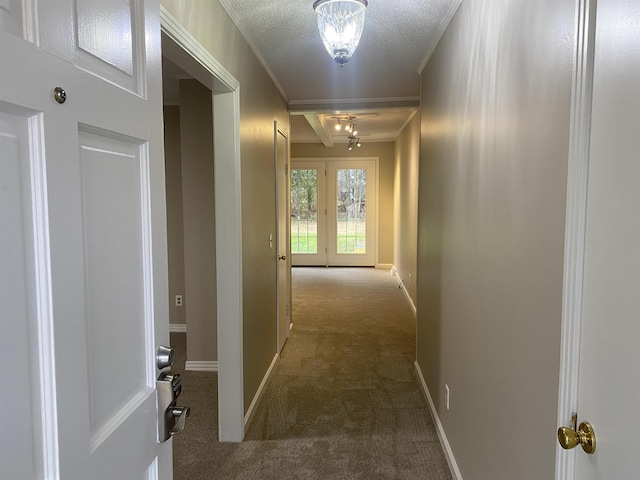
(0, 1, 171, 479)
(276, 124, 290, 352)
(326, 159, 376, 266)
(566, 1, 640, 478)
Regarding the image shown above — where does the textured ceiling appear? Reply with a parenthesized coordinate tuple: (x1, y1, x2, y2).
(162, 1, 461, 144)
(219, 0, 461, 105)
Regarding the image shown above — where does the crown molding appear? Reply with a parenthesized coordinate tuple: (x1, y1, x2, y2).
(289, 96, 420, 113)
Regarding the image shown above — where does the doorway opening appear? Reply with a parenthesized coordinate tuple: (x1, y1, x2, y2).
(161, 9, 245, 445)
(290, 158, 378, 267)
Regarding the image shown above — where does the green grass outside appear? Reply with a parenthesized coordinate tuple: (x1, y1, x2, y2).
(291, 219, 366, 254)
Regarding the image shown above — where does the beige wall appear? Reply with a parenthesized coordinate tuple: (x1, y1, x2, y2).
(393, 114, 420, 306)
(179, 80, 217, 362)
(161, 0, 290, 409)
(417, 1, 574, 478)
(164, 105, 186, 326)
(291, 142, 394, 266)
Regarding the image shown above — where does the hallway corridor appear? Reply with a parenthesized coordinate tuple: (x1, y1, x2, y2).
(173, 268, 451, 479)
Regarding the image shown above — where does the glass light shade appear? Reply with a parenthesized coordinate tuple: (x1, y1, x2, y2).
(313, 0, 368, 66)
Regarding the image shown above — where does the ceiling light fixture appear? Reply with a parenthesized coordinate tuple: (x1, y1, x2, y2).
(329, 115, 365, 150)
(313, 0, 368, 66)
(347, 135, 362, 151)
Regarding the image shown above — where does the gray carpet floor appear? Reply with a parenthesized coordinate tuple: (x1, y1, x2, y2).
(172, 267, 452, 480)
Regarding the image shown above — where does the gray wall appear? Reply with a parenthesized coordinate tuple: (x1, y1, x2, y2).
(417, 1, 575, 478)
(161, 0, 290, 409)
(179, 79, 217, 362)
(164, 105, 186, 326)
(291, 142, 395, 266)
(393, 114, 420, 307)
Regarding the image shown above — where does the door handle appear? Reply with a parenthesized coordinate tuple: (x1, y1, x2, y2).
(169, 406, 190, 436)
(279, 255, 286, 260)
(558, 414, 596, 454)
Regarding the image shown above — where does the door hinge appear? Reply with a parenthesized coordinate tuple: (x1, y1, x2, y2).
(285, 164, 288, 175)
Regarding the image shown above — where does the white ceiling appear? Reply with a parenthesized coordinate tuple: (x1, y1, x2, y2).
(163, 0, 461, 144)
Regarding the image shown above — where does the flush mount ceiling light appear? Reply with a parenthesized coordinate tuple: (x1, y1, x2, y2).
(313, 0, 368, 66)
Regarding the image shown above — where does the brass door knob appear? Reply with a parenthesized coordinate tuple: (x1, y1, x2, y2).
(279, 255, 286, 260)
(558, 421, 596, 454)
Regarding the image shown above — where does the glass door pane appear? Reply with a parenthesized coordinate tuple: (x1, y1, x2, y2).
(290, 161, 326, 266)
(336, 168, 367, 254)
(291, 168, 318, 254)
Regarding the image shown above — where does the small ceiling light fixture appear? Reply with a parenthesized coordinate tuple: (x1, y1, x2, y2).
(313, 0, 368, 66)
(348, 135, 362, 151)
(329, 114, 365, 150)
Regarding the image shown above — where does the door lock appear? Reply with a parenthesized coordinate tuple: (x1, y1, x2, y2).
(156, 345, 190, 442)
(157, 371, 190, 442)
(558, 413, 596, 454)
(156, 345, 174, 370)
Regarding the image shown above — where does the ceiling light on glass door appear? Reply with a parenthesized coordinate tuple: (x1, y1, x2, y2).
(313, 0, 368, 66)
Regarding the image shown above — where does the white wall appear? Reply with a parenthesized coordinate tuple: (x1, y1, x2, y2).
(416, 1, 575, 478)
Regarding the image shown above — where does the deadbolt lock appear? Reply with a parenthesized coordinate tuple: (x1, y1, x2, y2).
(558, 414, 596, 454)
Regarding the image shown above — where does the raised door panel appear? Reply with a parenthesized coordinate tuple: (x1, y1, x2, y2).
(38, 0, 146, 95)
(0, 0, 33, 40)
(0, 107, 47, 480)
(78, 130, 154, 452)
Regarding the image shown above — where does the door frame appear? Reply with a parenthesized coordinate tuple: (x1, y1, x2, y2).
(275, 121, 291, 352)
(161, 8, 245, 442)
(555, 0, 597, 478)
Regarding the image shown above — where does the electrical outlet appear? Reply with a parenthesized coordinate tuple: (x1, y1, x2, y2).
(408, 273, 412, 284)
(445, 384, 450, 410)
(175, 294, 183, 307)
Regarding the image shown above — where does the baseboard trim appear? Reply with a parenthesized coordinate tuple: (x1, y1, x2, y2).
(399, 280, 417, 317)
(184, 360, 218, 372)
(169, 324, 187, 333)
(376, 263, 393, 270)
(244, 353, 279, 433)
(414, 361, 463, 480)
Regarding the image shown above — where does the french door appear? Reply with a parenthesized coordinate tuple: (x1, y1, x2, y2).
(291, 158, 377, 266)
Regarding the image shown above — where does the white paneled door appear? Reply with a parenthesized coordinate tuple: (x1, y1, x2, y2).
(0, 1, 171, 479)
(276, 124, 290, 352)
(566, 1, 640, 478)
